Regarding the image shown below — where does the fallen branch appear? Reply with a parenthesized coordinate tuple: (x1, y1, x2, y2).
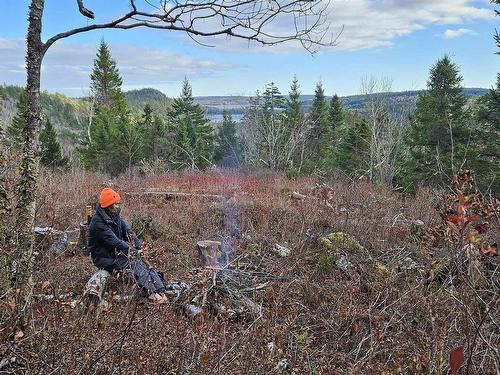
(124, 191, 223, 200)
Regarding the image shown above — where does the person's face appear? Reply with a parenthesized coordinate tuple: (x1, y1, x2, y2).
(110, 202, 122, 214)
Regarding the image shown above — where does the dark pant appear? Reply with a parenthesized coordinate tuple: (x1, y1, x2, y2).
(105, 255, 166, 296)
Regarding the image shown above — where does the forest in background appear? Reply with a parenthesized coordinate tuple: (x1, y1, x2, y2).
(0, 39, 498, 196)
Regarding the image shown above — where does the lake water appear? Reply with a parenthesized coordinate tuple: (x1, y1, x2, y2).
(206, 113, 244, 123)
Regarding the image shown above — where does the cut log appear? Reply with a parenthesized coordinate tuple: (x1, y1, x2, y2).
(124, 191, 222, 201)
(197, 240, 222, 267)
(83, 269, 111, 302)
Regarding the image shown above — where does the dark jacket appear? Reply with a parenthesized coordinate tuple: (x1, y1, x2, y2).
(87, 204, 142, 271)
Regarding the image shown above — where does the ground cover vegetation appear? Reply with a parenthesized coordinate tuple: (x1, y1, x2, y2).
(0, 171, 498, 373)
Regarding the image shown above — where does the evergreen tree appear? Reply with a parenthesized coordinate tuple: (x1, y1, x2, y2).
(90, 40, 126, 110)
(328, 94, 345, 131)
(309, 82, 328, 128)
(151, 115, 167, 160)
(5, 89, 27, 147)
(116, 114, 141, 173)
(262, 82, 285, 115)
(79, 41, 131, 175)
(474, 74, 500, 195)
(307, 81, 333, 170)
(401, 56, 470, 190)
(285, 76, 305, 129)
(284, 77, 306, 171)
(333, 116, 371, 176)
(138, 104, 154, 160)
(79, 109, 116, 173)
(215, 111, 241, 167)
(40, 119, 68, 169)
(169, 78, 214, 169)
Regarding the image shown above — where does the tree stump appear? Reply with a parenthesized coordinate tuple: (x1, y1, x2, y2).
(197, 240, 222, 267)
(77, 221, 89, 255)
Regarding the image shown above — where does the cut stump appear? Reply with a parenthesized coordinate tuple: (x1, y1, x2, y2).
(77, 221, 89, 255)
(197, 240, 222, 268)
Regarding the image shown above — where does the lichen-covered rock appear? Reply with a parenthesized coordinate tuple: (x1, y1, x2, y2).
(321, 232, 366, 254)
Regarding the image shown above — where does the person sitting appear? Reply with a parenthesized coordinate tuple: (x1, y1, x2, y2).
(87, 187, 167, 303)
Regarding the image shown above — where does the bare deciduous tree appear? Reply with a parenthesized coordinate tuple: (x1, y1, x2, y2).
(241, 106, 308, 170)
(361, 76, 411, 186)
(6, 0, 335, 326)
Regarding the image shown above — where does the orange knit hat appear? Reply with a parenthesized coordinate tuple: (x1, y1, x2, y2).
(99, 187, 122, 208)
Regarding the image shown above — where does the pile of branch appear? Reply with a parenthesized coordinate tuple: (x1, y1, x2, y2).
(179, 264, 282, 321)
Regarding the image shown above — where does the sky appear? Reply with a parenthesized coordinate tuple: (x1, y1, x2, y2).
(0, 0, 498, 98)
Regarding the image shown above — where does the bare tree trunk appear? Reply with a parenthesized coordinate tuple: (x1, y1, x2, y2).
(13, 0, 45, 327)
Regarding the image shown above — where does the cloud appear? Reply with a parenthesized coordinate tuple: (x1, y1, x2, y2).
(0, 38, 233, 95)
(179, 0, 493, 52)
(443, 28, 475, 39)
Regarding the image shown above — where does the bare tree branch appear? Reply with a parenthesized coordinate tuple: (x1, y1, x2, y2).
(44, 1, 336, 54)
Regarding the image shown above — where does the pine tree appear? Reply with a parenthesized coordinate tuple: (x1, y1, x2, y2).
(4, 89, 27, 147)
(138, 104, 154, 160)
(169, 78, 214, 169)
(309, 82, 328, 128)
(401, 56, 470, 190)
(307, 81, 333, 170)
(474, 74, 500, 195)
(40, 119, 68, 169)
(334, 116, 371, 176)
(329, 94, 344, 131)
(215, 111, 241, 167)
(90, 40, 126, 110)
(285, 76, 305, 128)
(262, 82, 285, 115)
(79, 41, 131, 175)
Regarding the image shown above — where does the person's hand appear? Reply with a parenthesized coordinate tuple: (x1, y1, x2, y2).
(129, 247, 142, 257)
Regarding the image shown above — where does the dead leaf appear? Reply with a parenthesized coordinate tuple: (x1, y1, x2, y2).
(467, 230, 481, 246)
(8, 297, 16, 312)
(481, 243, 498, 257)
(13, 330, 24, 342)
(449, 346, 464, 375)
(41, 280, 50, 292)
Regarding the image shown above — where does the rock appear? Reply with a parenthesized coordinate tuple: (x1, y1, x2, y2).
(335, 255, 353, 272)
(185, 304, 203, 317)
(267, 341, 275, 354)
(411, 220, 425, 236)
(273, 244, 291, 257)
(275, 358, 289, 372)
(400, 256, 420, 271)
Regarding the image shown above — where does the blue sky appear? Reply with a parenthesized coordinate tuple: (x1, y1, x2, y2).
(0, 0, 498, 97)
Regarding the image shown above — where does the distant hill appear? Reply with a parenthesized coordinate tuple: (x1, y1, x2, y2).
(0, 85, 87, 149)
(125, 88, 171, 115)
(0, 85, 490, 148)
(197, 88, 489, 119)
